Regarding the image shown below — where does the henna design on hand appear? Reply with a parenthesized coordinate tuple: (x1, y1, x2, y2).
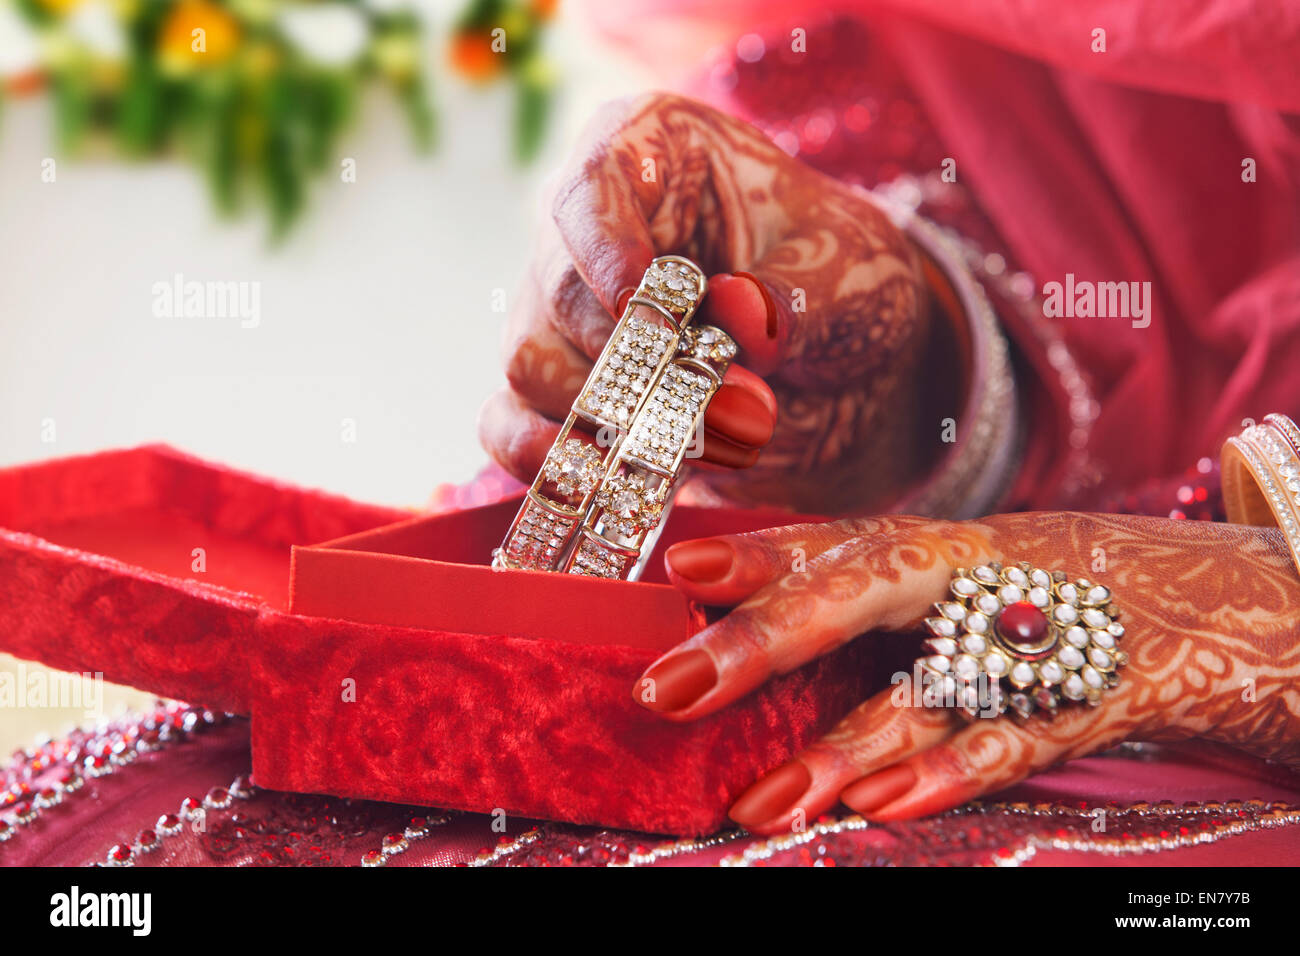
(495, 92, 933, 513)
(648, 511, 1300, 831)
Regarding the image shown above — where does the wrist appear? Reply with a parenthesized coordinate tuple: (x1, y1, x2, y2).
(874, 200, 1020, 519)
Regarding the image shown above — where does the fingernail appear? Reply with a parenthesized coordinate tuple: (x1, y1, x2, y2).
(707, 384, 776, 448)
(839, 764, 917, 815)
(732, 272, 778, 339)
(636, 649, 717, 713)
(615, 287, 636, 315)
(729, 761, 812, 828)
(702, 435, 762, 469)
(665, 539, 734, 584)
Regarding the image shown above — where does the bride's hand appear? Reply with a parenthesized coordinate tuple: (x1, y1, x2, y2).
(634, 512, 1300, 834)
(478, 92, 931, 512)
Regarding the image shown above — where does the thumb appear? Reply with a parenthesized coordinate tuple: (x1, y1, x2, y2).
(699, 271, 787, 377)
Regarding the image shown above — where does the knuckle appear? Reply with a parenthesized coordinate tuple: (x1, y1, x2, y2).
(539, 260, 591, 321)
(926, 741, 984, 789)
(501, 339, 532, 396)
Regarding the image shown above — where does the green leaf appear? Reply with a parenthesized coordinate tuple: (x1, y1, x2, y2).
(52, 68, 93, 154)
(513, 61, 552, 163)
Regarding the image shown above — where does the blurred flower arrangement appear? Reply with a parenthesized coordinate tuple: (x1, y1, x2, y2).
(1, 0, 558, 234)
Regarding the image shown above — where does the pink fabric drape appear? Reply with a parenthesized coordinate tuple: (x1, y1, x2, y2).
(583, 0, 1300, 504)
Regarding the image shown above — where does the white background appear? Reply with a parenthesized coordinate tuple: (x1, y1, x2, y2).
(0, 7, 659, 749)
(0, 10, 654, 508)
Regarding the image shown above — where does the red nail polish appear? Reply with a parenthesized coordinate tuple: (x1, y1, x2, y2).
(729, 761, 812, 827)
(665, 539, 734, 584)
(840, 764, 917, 815)
(732, 272, 778, 339)
(706, 384, 776, 448)
(615, 287, 636, 315)
(636, 649, 717, 713)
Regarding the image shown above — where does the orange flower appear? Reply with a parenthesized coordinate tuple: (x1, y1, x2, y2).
(529, 0, 560, 20)
(449, 29, 502, 83)
(159, 0, 239, 73)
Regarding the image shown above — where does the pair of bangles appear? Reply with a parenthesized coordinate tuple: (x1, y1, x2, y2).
(1223, 413, 1300, 578)
(492, 256, 735, 581)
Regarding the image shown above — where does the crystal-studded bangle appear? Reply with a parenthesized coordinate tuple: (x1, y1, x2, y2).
(563, 323, 738, 581)
(1222, 413, 1300, 578)
(493, 256, 707, 572)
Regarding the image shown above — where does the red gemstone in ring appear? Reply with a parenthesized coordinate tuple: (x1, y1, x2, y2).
(996, 601, 1052, 655)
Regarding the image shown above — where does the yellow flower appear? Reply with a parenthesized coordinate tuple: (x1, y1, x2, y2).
(36, 0, 88, 16)
(159, 0, 240, 75)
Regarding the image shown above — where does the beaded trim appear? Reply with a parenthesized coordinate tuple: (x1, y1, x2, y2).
(0, 702, 231, 856)
(716, 799, 1300, 868)
(360, 812, 455, 867)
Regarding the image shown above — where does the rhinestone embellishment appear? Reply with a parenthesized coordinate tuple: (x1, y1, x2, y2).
(623, 364, 714, 472)
(504, 501, 577, 571)
(542, 439, 604, 497)
(595, 472, 663, 538)
(641, 260, 704, 315)
(571, 537, 631, 579)
(680, 324, 738, 364)
(577, 316, 675, 425)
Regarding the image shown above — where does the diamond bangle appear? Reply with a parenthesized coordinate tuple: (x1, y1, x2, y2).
(493, 256, 707, 573)
(563, 323, 738, 581)
(1222, 414, 1300, 578)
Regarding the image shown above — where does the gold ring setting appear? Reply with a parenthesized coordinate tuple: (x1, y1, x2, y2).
(920, 563, 1127, 719)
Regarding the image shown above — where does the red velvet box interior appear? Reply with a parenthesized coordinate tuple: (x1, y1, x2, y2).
(0, 445, 876, 834)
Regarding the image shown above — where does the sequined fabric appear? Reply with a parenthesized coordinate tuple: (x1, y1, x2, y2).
(5, 705, 1300, 867)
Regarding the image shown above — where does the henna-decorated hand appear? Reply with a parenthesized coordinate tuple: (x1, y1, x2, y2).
(634, 512, 1300, 834)
(478, 92, 931, 513)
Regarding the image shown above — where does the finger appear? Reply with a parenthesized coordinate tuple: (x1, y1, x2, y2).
(533, 231, 628, 362)
(478, 381, 768, 485)
(502, 273, 594, 421)
(635, 521, 998, 720)
(728, 687, 960, 833)
(550, 97, 660, 316)
(704, 206, 923, 388)
(845, 701, 1121, 821)
(664, 515, 933, 606)
(700, 273, 784, 377)
(477, 386, 562, 483)
(695, 431, 762, 469)
(701, 365, 777, 449)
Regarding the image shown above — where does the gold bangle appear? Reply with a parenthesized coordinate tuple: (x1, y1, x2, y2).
(564, 323, 737, 581)
(493, 256, 707, 572)
(1222, 413, 1300, 577)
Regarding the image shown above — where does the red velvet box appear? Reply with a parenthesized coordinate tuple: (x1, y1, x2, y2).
(0, 446, 874, 834)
